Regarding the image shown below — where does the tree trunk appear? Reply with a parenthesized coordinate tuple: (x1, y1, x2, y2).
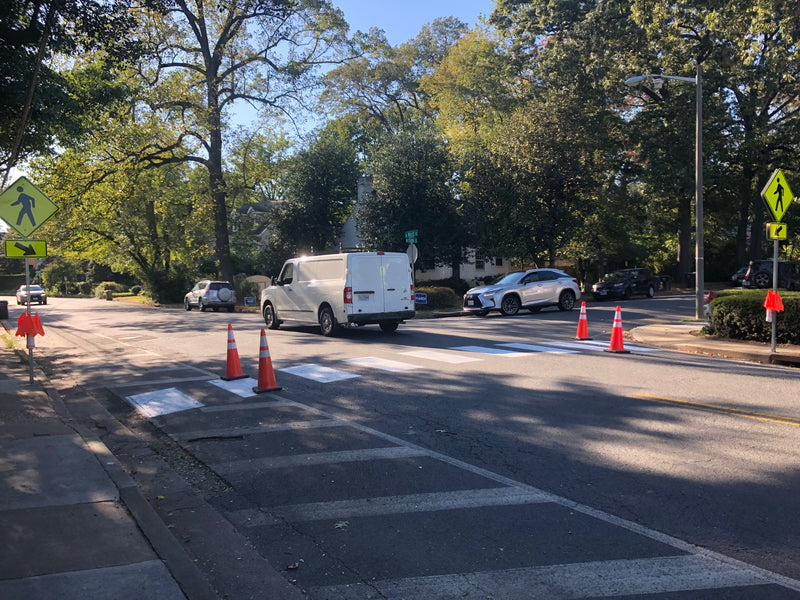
(748, 172, 767, 261)
(207, 75, 233, 283)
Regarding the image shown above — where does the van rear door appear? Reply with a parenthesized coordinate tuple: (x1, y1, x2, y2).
(347, 253, 384, 316)
(380, 253, 414, 312)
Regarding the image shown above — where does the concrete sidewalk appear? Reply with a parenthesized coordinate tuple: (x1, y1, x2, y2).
(0, 333, 217, 600)
(630, 322, 800, 367)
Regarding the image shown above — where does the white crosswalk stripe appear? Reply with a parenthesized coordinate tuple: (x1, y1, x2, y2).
(343, 356, 421, 371)
(274, 341, 662, 383)
(400, 349, 482, 363)
(309, 555, 770, 600)
(278, 363, 359, 382)
(497, 342, 578, 353)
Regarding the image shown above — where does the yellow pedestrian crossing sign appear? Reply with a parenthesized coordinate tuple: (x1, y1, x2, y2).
(760, 169, 793, 222)
(0, 176, 58, 237)
(766, 222, 788, 240)
(4, 239, 48, 258)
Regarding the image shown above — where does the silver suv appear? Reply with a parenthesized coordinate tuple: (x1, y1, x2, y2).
(463, 269, 580, 316)
(184, 280, 236, 312)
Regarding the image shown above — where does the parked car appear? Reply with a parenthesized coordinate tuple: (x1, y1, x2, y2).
(16, 284, 47, 305)
(592, 268, 658, 300)
(741, 260, 800, 290)
(463, 269, 580, 316)
(184, 280, 236, 312)
(730, 266, 748, 286)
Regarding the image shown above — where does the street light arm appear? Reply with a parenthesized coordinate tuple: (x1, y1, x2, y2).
(625, 74, 697, 87)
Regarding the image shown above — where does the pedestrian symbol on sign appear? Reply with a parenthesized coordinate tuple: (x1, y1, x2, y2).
(11, 186, 36, 228)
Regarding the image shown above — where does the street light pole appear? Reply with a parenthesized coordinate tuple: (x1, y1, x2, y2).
(693, 62, 704, 320)
(625, 69, 704, 319)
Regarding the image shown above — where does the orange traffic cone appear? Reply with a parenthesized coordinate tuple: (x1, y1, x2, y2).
(253, 329, 282, 393)
(605, 306, 629, 353)
(221, 324, 247, 380)
(575, 302, 590, 340)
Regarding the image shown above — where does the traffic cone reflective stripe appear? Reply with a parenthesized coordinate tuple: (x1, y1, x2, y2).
(253, 329, 282, 393)
(221, 324, 247, 380)
(575, 302, 590, 340)
(605, 305, 629, 354)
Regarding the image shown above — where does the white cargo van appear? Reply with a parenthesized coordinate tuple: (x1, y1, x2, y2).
(260, 252, 415, 335)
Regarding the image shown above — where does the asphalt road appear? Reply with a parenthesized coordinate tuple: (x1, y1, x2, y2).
(12, 294, 800, 598)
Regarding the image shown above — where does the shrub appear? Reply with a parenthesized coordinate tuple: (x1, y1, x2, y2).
(709, 290, 800, 345)
(416, 277, 470, 296)
(130, 285, 142, 296)
(415, 286, 460, 310)
(94, 281, 129, 298)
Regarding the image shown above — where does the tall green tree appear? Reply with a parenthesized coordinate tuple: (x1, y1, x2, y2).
(358, 126, 464, 275)
(127, 0, 350, 284)
(0, 0, 145, 182)
(491, 0, 800, 277)
(268, 123, 360, 256)
(322, 17, 468, 138)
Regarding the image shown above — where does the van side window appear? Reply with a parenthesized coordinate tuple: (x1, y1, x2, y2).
(279, 263, 294, 284)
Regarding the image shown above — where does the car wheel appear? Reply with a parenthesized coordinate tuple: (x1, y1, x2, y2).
(379, 320, 399, 333)
(42, 298, 47, 305)
(319, 306, 337, 336)
(557, 290, 576, 311)
(199, 298, 207, 311)
(263, 303, 280, 329)
(184, 298, 192, 311)
(754, 271, 771, 288)
(500, 295, 520, 316)
(646, 285, 655, 298)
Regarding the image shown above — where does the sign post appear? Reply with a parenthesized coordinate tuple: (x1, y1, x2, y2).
(0, 176, 58, 382)
(760, 169, 795, 353)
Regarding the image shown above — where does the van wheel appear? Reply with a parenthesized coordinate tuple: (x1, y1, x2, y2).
(319, 306, 337, 336)
(379, 320, 399, 333)
(263, 303, 280, 330)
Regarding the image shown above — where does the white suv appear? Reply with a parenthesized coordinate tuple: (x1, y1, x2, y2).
(463, 269, 580, 316)
(184, 280, 236, 312)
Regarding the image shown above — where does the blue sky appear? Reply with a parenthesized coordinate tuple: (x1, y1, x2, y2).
(333, 0, 494, 45)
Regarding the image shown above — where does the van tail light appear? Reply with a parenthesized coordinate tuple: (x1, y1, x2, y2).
(344, 286, 352, 304)
(410, 284, 414, 295)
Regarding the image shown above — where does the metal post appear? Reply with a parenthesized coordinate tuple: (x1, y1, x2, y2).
(694, 61, 705, 320)
(24, 259, 34, 383)
(771, 238, 778, 353)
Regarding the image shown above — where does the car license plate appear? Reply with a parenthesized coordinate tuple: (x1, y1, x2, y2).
(358, 294, 370, 301)
(467, 299, 476, 306)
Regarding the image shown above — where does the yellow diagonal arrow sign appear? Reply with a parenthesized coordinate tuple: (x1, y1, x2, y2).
(4, 239, 48, 258)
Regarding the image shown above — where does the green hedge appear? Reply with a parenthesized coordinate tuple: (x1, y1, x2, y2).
(0, 274, 26, 293)
(93, 281, 130, 298)
(709, 289, 800, 344)
(415, 286, 460, 310)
